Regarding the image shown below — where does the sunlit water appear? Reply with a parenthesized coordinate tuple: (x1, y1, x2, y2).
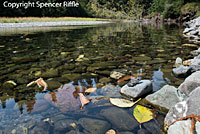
(0, 22, 195, 134)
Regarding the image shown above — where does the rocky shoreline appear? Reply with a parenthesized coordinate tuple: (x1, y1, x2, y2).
(0, 21, 111, 28)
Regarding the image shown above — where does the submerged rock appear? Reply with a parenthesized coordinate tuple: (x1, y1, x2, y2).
(46, 80, 62, 90)
(178, 71, 200, 96)
(110, 71, 125, 79)
(42, 69, 59, 78)
(78, 118, 110, 134)
(99, 84, 121, 97)
(54, 118, 77, 133)
(44, 84, 81, 112)
(145, 85, 183, 111)
(100, 107, 139, 131)
(120, 80, 152, 98)
(30, 122, 51, 134)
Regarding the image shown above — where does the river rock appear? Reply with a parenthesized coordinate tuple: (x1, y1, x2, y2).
(32, 99, 49, 113)
(120, 80, 152, 98)
(99, 77, 112, 83)
(100, 107, 139, 131)
(78, 118, 110, 134)
(46, 80, 62, 90)
(30, 122, 51, 134)
(145, 85, 183, 111)
(54, 118, 77, 133)
(168, 120, 200, 134)
(143, 121, 161, 134)
(110, 71, 125, 79)
(42, 69, 59, 78)
(172, 65, 192, 77)
(178, 71, 200, 96)
(165, 87, 200, 126)
(2, 80, 17, 89)
(44, 84, 81, 112)
(11, 55, 39, 63)
(61, 73, 81, 81)
(175, 57, 182, 68)
(99, 84, 121, 97)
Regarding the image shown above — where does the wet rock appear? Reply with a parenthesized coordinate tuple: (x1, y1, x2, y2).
(168, 120, 200, 134)
(46, 80, 62, 90)
(32, 99, 49, 113)
(61, 73, 81, 81)
(42, 69, 59, 78)
(100, 107, 139, 131)
(145, 85, 183, 111)
(165, 87, 200, 126)
(190, 58, 200, 71)
(66, 130, 83, 134)
(172, 65, 192, 77)
(99, 84, 121, 97)
(99, 77, 112, 83)
(44, 84, 81, 112)
(78, 118, 110, 134)
(11, 55, 39, 63)
(118, 131, 135, 134)
(137, 129, 149, 134)
(132, 56, 151, 61)
(178, 71, 200, 96)
(2, 80, 17, 89)
(110, 71, 125, 79)
(143, 121, 161, 134)
(58, 64, 76, 71)
(120, 80, 152, 98)
(30, 122, 51, 134)
(87, 62, 117, 72)
(54, 118, 77, 133)
(175, 57, 182, 68)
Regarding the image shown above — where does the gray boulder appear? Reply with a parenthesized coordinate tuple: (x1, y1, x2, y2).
(178, 71, 200, 96)
(165, 87, 200, 126)
(99, 84, 121, 97)
(168, 120, 200, 134)
(100, 107, 139, 131)
(145, 85, 183, 111)
(172, 65, 191, 77)
(78, 118, 110, 134)
(120, 80, 152, 98)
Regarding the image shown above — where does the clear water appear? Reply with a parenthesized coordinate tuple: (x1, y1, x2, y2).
(0, 22, 195, 134)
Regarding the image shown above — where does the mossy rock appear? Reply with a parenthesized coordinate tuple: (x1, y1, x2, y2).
(46, 80, 62, 90)
(181, 2, 200, 15)
(42, 69, 59, 78)
(61, 73, 81, 81)
(132, 56, 151, 61)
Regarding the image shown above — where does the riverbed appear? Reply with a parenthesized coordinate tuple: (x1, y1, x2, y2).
(0, 22, 196, 134)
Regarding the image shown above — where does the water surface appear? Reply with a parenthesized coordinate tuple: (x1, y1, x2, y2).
(0, 22, 195, 134)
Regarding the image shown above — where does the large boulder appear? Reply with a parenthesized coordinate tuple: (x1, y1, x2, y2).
(168, 120, 200, 134)
(178, 71, 200, 96)
(100, 107, 139, 131)
(165, 87, 200, 126)
(145, 85, 184, 111)
(120, 80, 152, 98)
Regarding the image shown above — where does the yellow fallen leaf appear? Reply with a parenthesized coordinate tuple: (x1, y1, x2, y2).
(85, 88, 97, 93)
(105, 129, 116, 134)
(133, 105, 154, 123)
(110, 98, 141, 108)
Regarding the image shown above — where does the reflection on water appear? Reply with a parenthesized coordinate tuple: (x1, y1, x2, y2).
(0, 22, 195, 133)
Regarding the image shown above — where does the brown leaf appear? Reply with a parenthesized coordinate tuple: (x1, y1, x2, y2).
(75, 85, 86, 93)
(105, 129, 116, 134)
(78, 93, 90, 109)
(85, 88, 97, 93)
(117, 75, 136, 83)
(27, 77, 48, 91)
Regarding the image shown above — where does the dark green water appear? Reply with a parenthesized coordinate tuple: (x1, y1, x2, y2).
(0, 22, 196, 134)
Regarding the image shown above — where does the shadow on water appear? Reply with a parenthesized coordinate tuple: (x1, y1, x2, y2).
(0, 22, 196, 133)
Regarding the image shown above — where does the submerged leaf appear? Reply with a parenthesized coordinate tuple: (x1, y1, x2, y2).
(110, 98, 141, 108)
(105, 129, 116, 134)
(133, 105, 154, 123)
(78, 93, 90, 109)
(85, 88, 97, 93)
(117, 75, 136, 83)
